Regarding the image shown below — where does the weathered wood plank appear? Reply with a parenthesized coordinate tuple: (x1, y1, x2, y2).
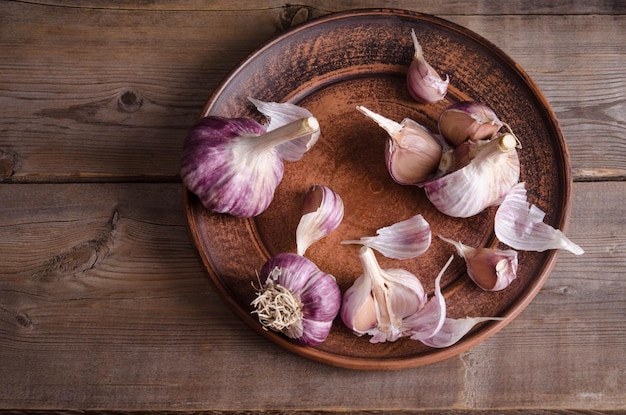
(0, 181, 623, 410)
(0, 3, 624, 182)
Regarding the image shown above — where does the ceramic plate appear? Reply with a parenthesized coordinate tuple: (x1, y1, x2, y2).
(184, 9, 572, 370)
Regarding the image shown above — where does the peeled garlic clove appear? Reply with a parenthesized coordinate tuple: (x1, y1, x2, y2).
(424, 133, 520, 218)
(406, 29, 449, 104)
(248, 97, 320, 161)
(296, 184, 344, 256)
(406, 255, 453, 342)
(341, 214, 431, 260)
(438, 101, 504, 147)
(420, 316, 505, 348)
(341, 246, 427, 343)
(181, 116, 319, 218)
(439, 235, 518, 291)
(495, 182, 584, 255)
(251, 252, 341, 346)
(356, 105, 443, 185)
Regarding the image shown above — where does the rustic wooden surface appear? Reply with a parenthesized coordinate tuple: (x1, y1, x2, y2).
(0, 1, 624, 413)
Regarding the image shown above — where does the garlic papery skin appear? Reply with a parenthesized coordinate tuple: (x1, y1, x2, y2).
(341, 214, 431, 260)
(424, 133, 520, 218)
(251, 252, 341, 346)
(248, 97, 320, 161)
(296, 184, 344, 256)
(420, 316, 505, 348)
(356, 105, 443, 185)
(439, 235, 518, 291)
(341, 246, 427, 343)
(181, 115, 319, 218)
(495, 182, 584, 255)
(438, 101, 504, 147)
(406, 255, 453, 342)
(406, 29, 449, 104)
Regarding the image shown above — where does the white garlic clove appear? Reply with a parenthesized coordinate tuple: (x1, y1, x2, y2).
(406, 29, 449, 104)
(424, 133, 520, 218)
(248, 97, 320, 161)
(419, 316, 506, 348)
(341, 246, 427, 343)
(296, 184, 344, 256)
(406, 255, 453, 342)
(495, 182, 584, 255)
(438, 101, 504, 147)
(439, 235, 518, 291)
(356, 105, 443, 185)
(341, 214, 431, 260)
(251, 252, 342, 347)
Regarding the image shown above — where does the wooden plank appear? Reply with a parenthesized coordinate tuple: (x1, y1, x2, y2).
(16, 0, 626, 14)
(0, 181, 623, 410)
(1, 4, 624, 182)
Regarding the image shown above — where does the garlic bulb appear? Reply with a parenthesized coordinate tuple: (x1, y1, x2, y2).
(419, 316, 505, 348)
(495, 182, 584, 255)
(439, 235, 518, 291)
(438, 101, 504, 147)
(424, 133, 520, 218)
(406, 29, 449, 104)
(296, 184, 344, 256)
(181, 113, 319, 218)
(340, 246, 427, 343)
(251, 252, 341, 346)
(341, 214, 432, 260)
(356, 105, 444, 185)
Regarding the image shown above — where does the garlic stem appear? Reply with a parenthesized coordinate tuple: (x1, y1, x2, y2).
(356, 105, 402, 136)
(358, 246, 396, 334)
(249, 116, 319, 154)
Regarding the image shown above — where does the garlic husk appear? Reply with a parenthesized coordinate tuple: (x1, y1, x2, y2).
(248, 97, 320, 161)
(406, 255, 453, 341)
(181, 115, 319, 218)
(439, 235, 518, 291)
(340, 246, 427, 343)
(296, 184, 344, 256)
(420, 316, 505, 348)
(356, 105, 443, 185)
(494, 182, 584, 255)
(438, 101, 504, 147)
(252, 252, 341, 346)
(424, 133, 521, 218)
(341, 214, 432, 260)
(406, 29, 449, 104)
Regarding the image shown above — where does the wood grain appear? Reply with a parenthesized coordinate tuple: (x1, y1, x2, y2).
(0, 0, 624, 412)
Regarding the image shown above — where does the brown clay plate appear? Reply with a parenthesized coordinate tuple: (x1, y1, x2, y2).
(184, 9, 573, 370)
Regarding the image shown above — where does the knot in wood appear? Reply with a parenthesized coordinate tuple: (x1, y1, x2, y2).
(117, 88, 143, 113)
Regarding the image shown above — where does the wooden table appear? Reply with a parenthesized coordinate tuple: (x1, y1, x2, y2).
(1, 1, 624, 413)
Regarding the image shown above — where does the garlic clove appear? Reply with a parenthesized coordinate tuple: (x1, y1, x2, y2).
(252, 252, 341, 346)
(248, 97, 321, 161)
(439, 235, 518, 291)
(419, 316, 506, 348)
(356, 105, 443, 185)
(438, 101, 504, 147)
(495, 182, 584, 255)
(341, 246, 427, 343)
(406, 29, 449, 104)
(424, 133, 520, 218)
(406, 255, 453, 342)
(296, 184, 344, 256)
(341, 214, 431, 260)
